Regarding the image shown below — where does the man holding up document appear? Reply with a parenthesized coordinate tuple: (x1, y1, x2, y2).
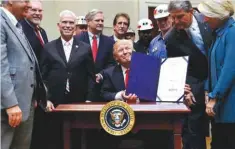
(101, 39, 138, 103)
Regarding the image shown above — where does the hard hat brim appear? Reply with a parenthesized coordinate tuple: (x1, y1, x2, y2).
(76, 23, 87, 25)
(154, 13, 170, 19)
(138, 27, 153, 31)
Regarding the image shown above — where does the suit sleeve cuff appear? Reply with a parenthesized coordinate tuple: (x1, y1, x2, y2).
(115, 91, 124, 101)
(208, 92, 217, 100)
(96, 73, 103, 80)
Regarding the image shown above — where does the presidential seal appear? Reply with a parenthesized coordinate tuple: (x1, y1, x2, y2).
(100, 101, 135, 136)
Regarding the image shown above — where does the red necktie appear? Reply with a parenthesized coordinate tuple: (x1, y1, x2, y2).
(125, 69, 130, 88)
(35, 27, 44, 45)
(92, 35, 98, 61)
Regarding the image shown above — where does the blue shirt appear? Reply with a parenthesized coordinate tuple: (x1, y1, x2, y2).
(148, 33, 167, 59)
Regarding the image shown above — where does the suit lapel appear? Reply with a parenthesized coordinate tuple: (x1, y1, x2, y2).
(197, 20, 210, 50)
(84, 32, 91, 46)
(2, 12, 33, 62)
(112, 65, 125, 91)
(96, 34, 105, 63)
(194, 13, 212, 51)
(56, 38, 67, 66)
(177, 29, 194, 54)
(41, 29, 48, 43)
(68, 38, 80, 64)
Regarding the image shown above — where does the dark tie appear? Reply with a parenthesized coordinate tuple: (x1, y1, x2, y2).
(92, 35, 98, 61)
(35, 27, 44, 45)
(125, 69, 130, 88)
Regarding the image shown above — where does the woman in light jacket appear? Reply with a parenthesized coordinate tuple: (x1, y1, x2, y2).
(198, 0, 235, 149)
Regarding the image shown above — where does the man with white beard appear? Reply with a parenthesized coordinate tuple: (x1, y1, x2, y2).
(20, 1, 48, 149)
(20, 0, 48, 60)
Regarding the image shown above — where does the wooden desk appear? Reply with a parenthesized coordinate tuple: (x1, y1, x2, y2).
(53, 102, 190, 149)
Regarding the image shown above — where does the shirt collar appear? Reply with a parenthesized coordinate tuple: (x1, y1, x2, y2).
(113, 34, 119, 41)
(88, 31, 100, 39)
(215, 17, 235, 37)
(1, 7, 18, 26)
(113, 34, 125, 41)
(61, 37, 74, 46)
(121, 65, 128, 74)
(156, 33, 164, 41)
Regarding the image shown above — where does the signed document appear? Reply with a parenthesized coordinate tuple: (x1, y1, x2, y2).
(156, 56, 189, 102)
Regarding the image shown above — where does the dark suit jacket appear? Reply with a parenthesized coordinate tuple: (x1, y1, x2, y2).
(40, 37, 96, 105)
(165, 12, 212, 105)
(74, 31, 116, 74)
(101, 65, 125, 101)
(20, 19, 48, 60)
(109, 35, 115, 42)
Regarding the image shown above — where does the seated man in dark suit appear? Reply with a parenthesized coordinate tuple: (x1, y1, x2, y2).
(101, 39, 199, 149)
(100, 39, 142, 149)
(101, 39, 138, 102)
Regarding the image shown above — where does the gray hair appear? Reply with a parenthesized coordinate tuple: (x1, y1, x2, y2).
(85, 9, 103, 22)
(59, 10, 77, 22)
(168, 0, 193, 12)
(1, 0, 8, 5)
(30, 0, 42, 4)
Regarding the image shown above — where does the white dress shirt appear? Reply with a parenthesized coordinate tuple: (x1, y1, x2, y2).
(61, 37, 73, 62)
(88, 31, 100, 48)
(61, 37, 73, 92)
(113, 34, 119, 42)
(185, 16, 205, 55)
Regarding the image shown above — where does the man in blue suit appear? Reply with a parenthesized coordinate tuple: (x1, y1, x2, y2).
(74, 9, 116, 101)
(1, 1, 47, 149)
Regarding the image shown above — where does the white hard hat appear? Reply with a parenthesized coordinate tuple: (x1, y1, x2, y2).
(137, 18, 153, 31)
(154, 4, 170, 19)
(76, 16, 87, 25)
(126, 28, 135, 34)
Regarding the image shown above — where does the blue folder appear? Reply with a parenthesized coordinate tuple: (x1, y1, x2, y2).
(126, 52, 161, 101)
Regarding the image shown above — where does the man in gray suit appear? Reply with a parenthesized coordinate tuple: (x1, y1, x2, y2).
(1, 1, 46, 149)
